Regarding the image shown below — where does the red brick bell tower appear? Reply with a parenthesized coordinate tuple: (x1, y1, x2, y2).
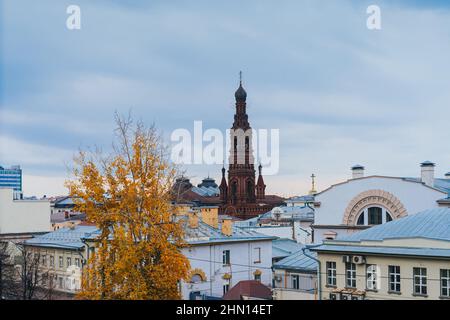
(219, 73, 281, 219)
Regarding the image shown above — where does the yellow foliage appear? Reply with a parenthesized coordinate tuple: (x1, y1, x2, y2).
(66, 114, 190, 300)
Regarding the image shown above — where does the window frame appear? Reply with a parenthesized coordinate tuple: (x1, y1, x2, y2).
(222, 250, 230, 266)
(440, 269, 450, 298)
(326, 261, 337, 287)
(345, 262, 356, 288)
(253, 247, 261, 264)
(366, 264, 378, 291)
(388, 265, 401, 293)
(413, 267, 427, 296)
(292, 274, 300, 290)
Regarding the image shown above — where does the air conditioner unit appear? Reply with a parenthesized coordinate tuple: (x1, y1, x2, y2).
(274, 275, 282, 282)
(342, 255, 352, 263)
(351, 294, 364, 300)
(352, 255, 366, 264)
(340, 293, 351, 300)
(329, 293, 337, 300)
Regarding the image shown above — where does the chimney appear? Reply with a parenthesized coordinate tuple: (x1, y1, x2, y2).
(351, 165, 365, 179)
(200, 206, 218, 229)
(221, 218, 233, 237)
(420, 161, 435, 187)
(188, 212, 199, 229)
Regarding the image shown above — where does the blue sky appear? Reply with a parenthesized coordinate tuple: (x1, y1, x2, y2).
(1, 0, 450, 197)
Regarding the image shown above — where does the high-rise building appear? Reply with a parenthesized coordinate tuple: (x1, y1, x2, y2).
(0, 165, 22, 199)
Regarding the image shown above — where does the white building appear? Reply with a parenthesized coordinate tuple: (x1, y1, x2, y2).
(313, 162, 450, 242)
(0, 188, 51, 238)
(180, 213, 274, 300)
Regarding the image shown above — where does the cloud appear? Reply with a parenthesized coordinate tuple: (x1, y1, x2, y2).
(1, 0, 450, 197)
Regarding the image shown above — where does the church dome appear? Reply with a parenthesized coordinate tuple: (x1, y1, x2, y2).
(235, 84, 247, 102)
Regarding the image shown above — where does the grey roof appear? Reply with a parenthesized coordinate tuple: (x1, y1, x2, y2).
(24, 226, 98, 250)
(273, 248, 318, 272)
(272, 239, 305, 259)
(351, 164, 365, 170)
(184, 218, 276, 245)
(311, 244, 450, 259)
(402, 177, 450, 193)
(336, 207, 450, 243)
(82, 216, 276, 245)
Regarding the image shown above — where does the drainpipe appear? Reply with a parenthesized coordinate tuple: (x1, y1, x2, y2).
(302, 244, 322, 300)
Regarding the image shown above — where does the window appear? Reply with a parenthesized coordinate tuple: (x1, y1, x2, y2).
(191, 274, 203, 283)
(292, 275, 299, 290)
(223, 281, 230, 295)
(59, 277, 63, 289)
(253, 247, 261, 263)
(254, 273, 261, 282)
(388, 265, 401, 293)
(368, 207, 382, 225)
(413, 267, 427, 296)
(50, 255, 54, 267)
(67, 257, 72, 268)
(346, 263, 356, 288)
(326, 261, 337, 286)
(41, 255, 47, 266)
(222, 250, 230, 265)
(366, 265, 378, 290)
(386, 212, 393, 222)
(440, 269, 450, 298)
(59, 256, 63, 268)
(75, 258, 80, 268)
(356, 213, 364, 225)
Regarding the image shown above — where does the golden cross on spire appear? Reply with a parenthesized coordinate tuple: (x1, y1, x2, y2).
(309, 173, 317, 195)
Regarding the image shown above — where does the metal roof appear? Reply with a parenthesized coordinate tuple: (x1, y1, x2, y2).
(184, 218, 276, 245)
(336, 208, 450, 243)
(24, 226, 98, 250)
(272, 239, 305, 259)
(273, 248, 318, 272)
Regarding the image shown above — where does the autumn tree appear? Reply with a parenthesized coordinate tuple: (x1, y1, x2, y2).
(66, 114, 190, 300)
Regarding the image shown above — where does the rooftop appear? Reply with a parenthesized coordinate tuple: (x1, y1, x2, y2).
(24, 226, 98, 250)
(336, 207, 450, 243)
(272, 238, 305, 259)
(312, 208, 450, 259)
(273, 247, 317, 272)
(223, 280, 271, 300)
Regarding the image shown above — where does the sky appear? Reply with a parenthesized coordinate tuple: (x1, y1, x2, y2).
(1, 0, 450, 198)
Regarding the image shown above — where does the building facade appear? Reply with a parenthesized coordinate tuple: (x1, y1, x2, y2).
(180, 208, 274, 300)
(313, 162, 450, 242)
(312, 208, 450, 300)
(0, 188, 51, 239)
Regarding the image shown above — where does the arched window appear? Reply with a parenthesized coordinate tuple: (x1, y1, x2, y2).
(356, 206, 393, 226)
(368, 207, 382, 225)
(386, 211, 393, 222)
(246, 180, 253, 200)
(357, 213, 365, 225)
(191, 274, 203, 283)
(231, 181, 237, 204)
